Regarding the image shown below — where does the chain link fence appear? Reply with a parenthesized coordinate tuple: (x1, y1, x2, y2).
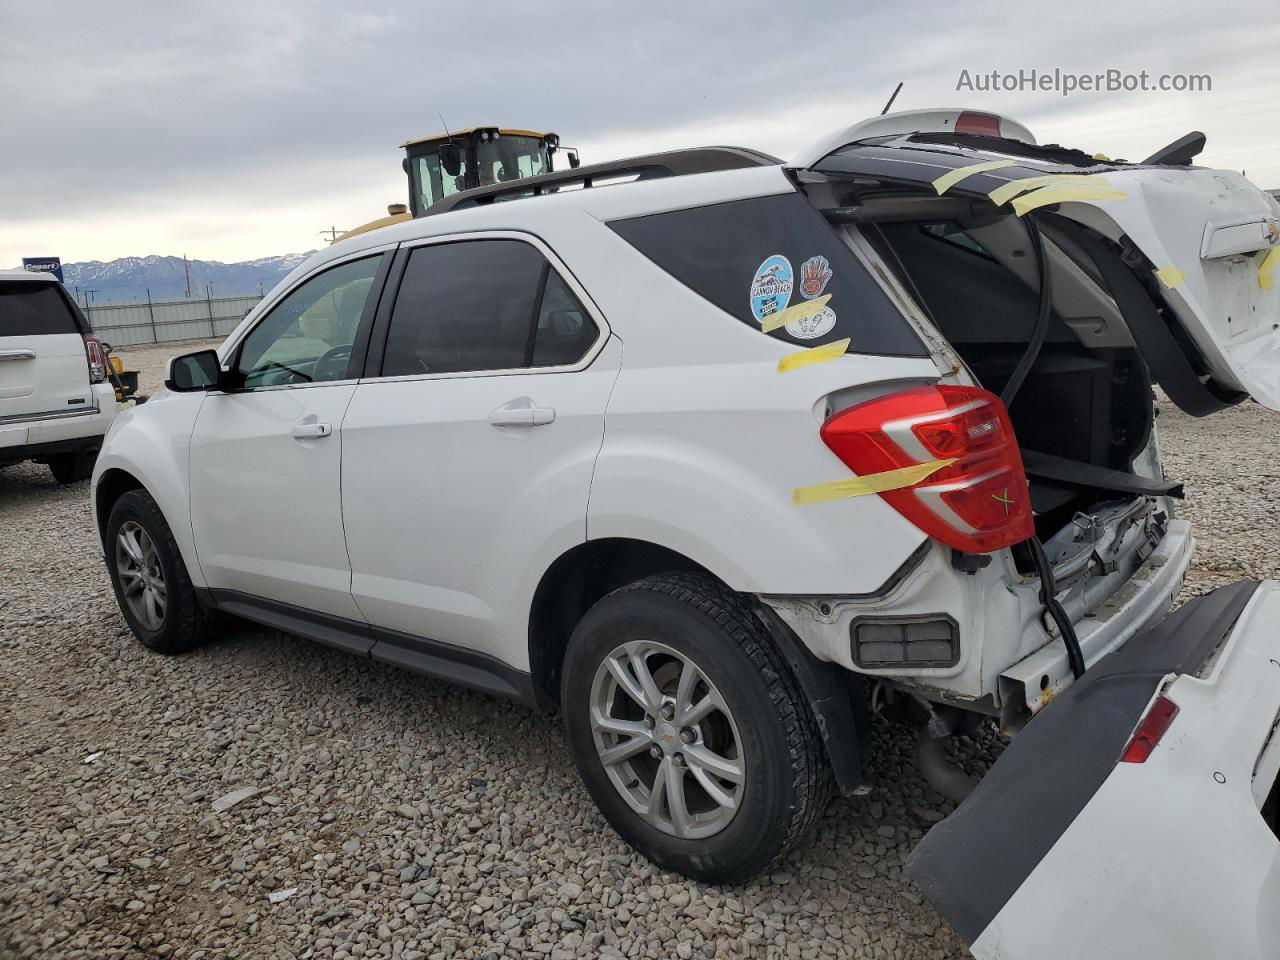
(84, 293, 263, 347)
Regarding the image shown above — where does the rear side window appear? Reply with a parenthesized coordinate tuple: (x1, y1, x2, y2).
(381, 239, 600, 376)
(609, 193, 928, 356)
(532, 271, 598, 367)
(0, 281, 82, 337)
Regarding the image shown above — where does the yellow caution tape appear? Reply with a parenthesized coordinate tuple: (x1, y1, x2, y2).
(761, 295, 832, 334)
(777, 338, 852, 373)
(1010, 185, 1127, 216)
(987, 174, 1111, 208)
(1260, 248, 1280, 290)
(932, 159, 1018, 196)
(792, 458, 957, 506)
(1156, 266, 1185, 289)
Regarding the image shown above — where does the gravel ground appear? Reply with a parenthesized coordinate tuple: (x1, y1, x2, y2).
(2, 339, 1276, 960)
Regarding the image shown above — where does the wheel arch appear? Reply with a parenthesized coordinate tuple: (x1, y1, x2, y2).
(527, 537, 713, 710)
(94, 467, 146, 541)
(528, 537, 869, 793)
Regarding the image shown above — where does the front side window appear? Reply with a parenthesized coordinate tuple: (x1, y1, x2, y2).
(236, 255, 383, 388)
(381, 239, 599, 377)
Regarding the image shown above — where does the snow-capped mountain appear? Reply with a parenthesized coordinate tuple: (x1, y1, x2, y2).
(52, 252, 316, 304)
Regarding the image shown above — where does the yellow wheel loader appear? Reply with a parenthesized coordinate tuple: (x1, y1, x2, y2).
(339, 127, 577, 241)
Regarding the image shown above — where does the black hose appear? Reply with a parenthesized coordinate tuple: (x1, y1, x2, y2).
(1028, 536, 1086, 679)
(916, 729, 978, 804)
(1000, 215, 1053, 407)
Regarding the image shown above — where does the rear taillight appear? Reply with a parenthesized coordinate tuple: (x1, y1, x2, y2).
(819, 385, 1033, 553)
(955, 111, 1002, 137)
(83, 334, 106, 383)
(1120, 694, 1179, 764)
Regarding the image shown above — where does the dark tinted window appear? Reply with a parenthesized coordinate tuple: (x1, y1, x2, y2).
(609, 193, 927, 356)
(0, 281, 81, 336)
(382, 240, 598, 376)
(532, 271, 598, 367)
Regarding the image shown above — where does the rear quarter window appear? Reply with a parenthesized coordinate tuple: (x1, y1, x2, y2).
(0, 281, 83, 337)
(608, 193, 928, 356)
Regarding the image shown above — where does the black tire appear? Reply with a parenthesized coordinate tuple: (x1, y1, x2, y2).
(105, 489, 215, 654)
(47, 447, 97, 484)
(561, 572, 831, 884)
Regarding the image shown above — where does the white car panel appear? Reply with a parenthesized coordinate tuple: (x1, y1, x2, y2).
(966, 581, 1280, 960)
(91, 390, 208, 589)
(788, 107, 1037, 169)
(188, 382, 364, 620)
(1048, 168, 1280, 409)
(341, 335, 623, 667)
(0, 332, 94, 418)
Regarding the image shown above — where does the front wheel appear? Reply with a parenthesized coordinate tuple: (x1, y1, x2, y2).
(105, 489, 215, 654)
(561, 573, 831, 884)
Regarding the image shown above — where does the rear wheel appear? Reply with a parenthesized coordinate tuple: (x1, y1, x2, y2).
(47, 447, 97, 484)
(561, 573, 830, 883)
(105, 489, 215, 653)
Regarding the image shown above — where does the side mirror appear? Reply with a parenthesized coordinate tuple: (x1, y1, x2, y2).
(567, 150, 581, 169)
(439, 142, 462, 177)
(165, 349, 223, 392)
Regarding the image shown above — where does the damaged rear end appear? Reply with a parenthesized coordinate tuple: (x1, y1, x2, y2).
(793, 117, 1280, 726)
(791, 113, 1280, 956)
(909, 579, 1280, 958)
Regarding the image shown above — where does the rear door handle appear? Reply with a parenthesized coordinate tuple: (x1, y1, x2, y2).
(488, 398, 556, 427)
(291, 421, 333, 439)
(0, 349, 36, 361)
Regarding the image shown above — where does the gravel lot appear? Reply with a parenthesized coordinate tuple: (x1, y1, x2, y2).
(2, 339, 1277, 960)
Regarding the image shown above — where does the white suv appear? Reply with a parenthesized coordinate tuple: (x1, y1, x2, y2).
(92, 110, 1280, 890)
(1, 269, 116, 482)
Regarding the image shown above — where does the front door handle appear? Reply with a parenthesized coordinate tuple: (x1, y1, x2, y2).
(488, 398, 556, 427)
(291, 421, 333, 440)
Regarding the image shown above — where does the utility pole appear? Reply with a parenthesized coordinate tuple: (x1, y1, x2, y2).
(183, 255, 192, 299)
(319, 226, 345, 243)
(145, 288, 158, 343)
(206, 282, 216, 337)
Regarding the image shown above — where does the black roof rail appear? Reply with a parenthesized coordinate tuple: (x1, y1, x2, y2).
(422, 145, 782, 217)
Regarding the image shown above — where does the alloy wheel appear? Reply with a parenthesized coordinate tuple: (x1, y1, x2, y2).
(588, 639, 745, 839)
(115, 520, 167, 631)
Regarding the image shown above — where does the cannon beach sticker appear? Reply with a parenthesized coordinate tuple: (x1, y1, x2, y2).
(749, 255, 794, 321)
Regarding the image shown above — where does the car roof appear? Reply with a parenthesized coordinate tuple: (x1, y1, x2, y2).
(0, 269, 57, 283)
(318, 164, 795, 264)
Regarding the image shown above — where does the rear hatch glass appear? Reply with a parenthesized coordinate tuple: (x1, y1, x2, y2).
(608, 193, 929, 357)
(0, 281, 82, 336)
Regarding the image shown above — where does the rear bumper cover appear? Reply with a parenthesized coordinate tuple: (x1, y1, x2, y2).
(911, 579, 1280, 958)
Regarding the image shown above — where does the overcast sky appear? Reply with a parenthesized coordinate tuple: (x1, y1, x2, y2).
(2, 1, 1277, 267)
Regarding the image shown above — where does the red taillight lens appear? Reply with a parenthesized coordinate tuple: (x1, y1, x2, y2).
(83, 335, 106, 383)
(955, 111, 1002, 137)
(819, 385, 1033, 553)
(1120, 694, 1179, 764)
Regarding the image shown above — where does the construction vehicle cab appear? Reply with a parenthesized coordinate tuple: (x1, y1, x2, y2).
(404, 127, 573, 215)
(338, 128, 574, 241)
